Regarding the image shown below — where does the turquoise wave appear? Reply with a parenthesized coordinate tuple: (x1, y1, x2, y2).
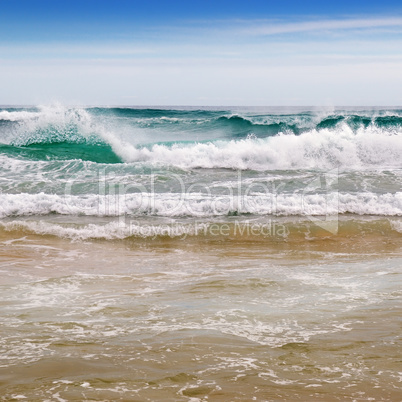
(0, 143, 121, 163)
(1, 106, 402, 164)
(89, 107, 402, 131)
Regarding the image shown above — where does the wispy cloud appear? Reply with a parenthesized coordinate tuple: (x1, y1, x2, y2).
(244, 17, 402, 36)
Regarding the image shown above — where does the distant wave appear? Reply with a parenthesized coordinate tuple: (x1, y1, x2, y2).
(2, 106, 402, 130)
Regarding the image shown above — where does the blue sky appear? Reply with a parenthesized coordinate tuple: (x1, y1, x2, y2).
(1, 0, 402, 105)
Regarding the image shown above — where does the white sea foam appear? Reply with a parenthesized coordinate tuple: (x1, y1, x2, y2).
(0, 220, 126, 240)
(0, 110, 39, 121)
(120, 125, 402, 169)
(390, 219, 402, 233)
(0, 191, 401, 219)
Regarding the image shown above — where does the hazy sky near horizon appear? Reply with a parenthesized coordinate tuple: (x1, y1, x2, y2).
(1, 0, 402, 106)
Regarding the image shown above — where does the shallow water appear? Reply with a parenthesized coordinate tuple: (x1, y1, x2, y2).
(1, 228, 401, 401)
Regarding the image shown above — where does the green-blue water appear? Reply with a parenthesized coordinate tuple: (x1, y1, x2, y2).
(2, 106, 402, 165)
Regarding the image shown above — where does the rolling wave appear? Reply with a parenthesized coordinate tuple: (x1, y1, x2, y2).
(0, 143, 121, 163)
(1, 216, 401, 241)
(0, 191, 400, 218)
(120, 129, 402, 169)
(0, 105, 401, 170)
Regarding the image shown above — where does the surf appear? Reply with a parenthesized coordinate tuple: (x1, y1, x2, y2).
(1, 105, 401, 170)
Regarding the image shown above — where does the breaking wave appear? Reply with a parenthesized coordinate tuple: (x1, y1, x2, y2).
(0, 105, 401, 170)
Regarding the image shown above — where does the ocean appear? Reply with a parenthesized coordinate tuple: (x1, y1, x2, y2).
(0, 105, 401, 400)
